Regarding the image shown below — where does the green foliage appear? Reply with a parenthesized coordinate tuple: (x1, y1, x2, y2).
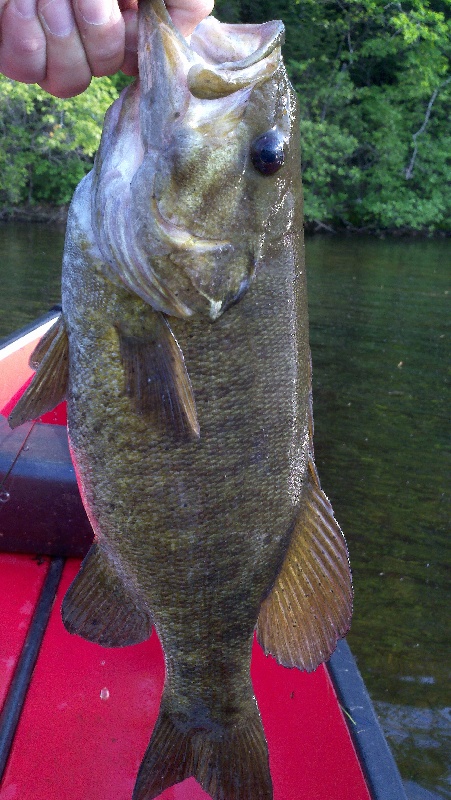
(0, 76, 121, 207)
(215, 0, 451, 231)
(298, 120, 360, 222)
(0, 1, 449, 230)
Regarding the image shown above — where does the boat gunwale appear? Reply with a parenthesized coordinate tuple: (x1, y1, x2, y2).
(327, 640, 407, 800)
(0, 306, 62, 356)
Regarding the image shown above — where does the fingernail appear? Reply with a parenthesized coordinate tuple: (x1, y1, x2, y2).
(40, 0, 74, 36)
(76, 0, 112, 25)
(13, 0, 37, 20)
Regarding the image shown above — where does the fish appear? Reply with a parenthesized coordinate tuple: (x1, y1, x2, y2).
(8, 1, 352, 799)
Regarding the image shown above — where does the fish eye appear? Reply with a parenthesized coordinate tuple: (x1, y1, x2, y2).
(250, 128, 286, 176)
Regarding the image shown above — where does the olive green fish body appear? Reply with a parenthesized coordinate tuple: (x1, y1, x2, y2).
(8, 3, 352, 798)
(63, 173, 309, 723)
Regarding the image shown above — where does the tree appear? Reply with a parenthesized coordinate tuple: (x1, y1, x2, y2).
(0, 75, 124, 207)
(0, 2, 449, 231)
(215, 0, 451, 231)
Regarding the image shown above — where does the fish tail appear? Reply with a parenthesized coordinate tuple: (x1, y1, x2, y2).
(133, 697, 272, 800)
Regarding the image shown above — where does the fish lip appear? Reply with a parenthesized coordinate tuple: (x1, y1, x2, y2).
(138, 2, 284, 107)
(187, 20, 284, 100)
(189, 17, 285, 70)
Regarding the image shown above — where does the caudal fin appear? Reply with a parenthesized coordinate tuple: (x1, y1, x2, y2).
(133, 698, 272, 800)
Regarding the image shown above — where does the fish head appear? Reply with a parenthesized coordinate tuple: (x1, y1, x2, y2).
(92, 0, 300, 320)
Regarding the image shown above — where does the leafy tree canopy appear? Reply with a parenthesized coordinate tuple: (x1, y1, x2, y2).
(0, 1, 449, 231)
(215, 0, 451, 231)
(0, 72, 129, 207)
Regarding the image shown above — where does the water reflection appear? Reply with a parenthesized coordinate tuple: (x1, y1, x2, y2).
(375, 701, 451, 799)
(306, 235, 450, 798)
(0, 224, 449, 797)
(0, 222, 63, 340)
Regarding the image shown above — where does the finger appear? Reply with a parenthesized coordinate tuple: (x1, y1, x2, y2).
(167, 0, 214, 37)
(119, 0, 211, 75)
(0, 0, 47, 83)
(120, 6, 138, 75)
(38, 0, 92, 97)
(73, 0, 125, 78)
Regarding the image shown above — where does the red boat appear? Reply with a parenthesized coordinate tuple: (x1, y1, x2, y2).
(0, 311, 407, 800)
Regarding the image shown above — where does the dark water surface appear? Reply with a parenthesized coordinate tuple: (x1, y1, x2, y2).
(0, 223, 63, 338)
(307, 236, 450, 799)
(0, 224, 449, 798)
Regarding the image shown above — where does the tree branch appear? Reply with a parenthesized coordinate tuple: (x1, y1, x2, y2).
(405, 76, 451, 180)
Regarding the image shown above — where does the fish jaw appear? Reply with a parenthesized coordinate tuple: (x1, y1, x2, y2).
(91, 0, 293, 320)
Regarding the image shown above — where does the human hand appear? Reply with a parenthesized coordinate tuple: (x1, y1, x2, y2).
(0, 0, 214, 98)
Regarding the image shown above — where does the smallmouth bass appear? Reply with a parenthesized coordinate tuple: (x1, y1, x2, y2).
(9, 2, 352, 799)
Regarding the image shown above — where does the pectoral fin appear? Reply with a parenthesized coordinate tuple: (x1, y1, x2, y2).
(117, 312, 200, 442)
(62, 542, 152, 647)
(7, 314, 69, 429)
(256, 457, 352, 672)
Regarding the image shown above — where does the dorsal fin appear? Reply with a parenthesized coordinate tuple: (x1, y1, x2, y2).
(256, 456, 352, 672)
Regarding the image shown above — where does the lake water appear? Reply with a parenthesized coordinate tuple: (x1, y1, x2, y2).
(0, 223, 449, 799)
(306, 235, 450, 800)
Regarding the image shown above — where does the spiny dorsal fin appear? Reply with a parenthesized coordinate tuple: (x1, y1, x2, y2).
(117, 312, 200, 442)
(7, 314, 69, 429)
(62, 541, 152, 647)
(256, 457, 352, 672)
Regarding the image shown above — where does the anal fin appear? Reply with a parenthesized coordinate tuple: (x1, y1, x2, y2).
(256, 456, 352, 672)
(62, 542, 152, 647)
(8, 314, 69, 429)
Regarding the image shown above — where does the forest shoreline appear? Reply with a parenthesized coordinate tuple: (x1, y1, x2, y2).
(1, 204, 449, 238)
(1, 1, 448, 236)
(0, 204, 68, 226)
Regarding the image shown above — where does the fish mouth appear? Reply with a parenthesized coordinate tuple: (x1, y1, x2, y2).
(138, 0, 284, 117)
(188, 18, 284, 99)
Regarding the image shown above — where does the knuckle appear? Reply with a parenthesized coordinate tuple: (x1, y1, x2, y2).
(196, 0, 215, 14)
(89, 47, 123, 77)
(42, 49, 92, 97)
(0, 48, 45, 83)
(16, 35, 45, 57)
